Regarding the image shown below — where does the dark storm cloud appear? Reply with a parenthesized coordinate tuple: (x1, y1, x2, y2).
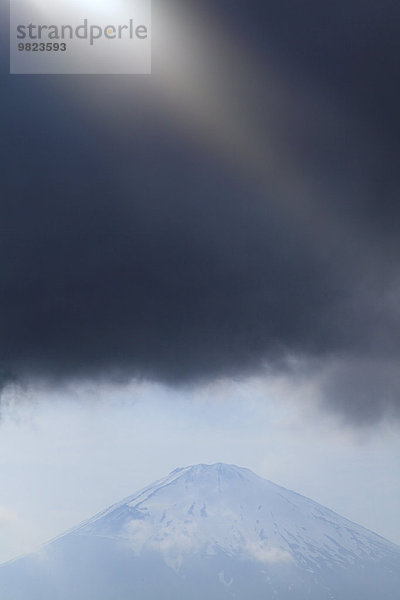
(320, 359, 400, 426)
(1, 0, 400, 423)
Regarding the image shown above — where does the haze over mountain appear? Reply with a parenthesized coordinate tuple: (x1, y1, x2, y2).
(1, 463, 399, 599)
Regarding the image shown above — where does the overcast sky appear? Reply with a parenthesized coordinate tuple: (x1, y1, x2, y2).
(1, 0, 400, 564)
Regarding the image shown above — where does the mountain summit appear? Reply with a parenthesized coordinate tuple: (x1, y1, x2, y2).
(1, 463, 399, 599)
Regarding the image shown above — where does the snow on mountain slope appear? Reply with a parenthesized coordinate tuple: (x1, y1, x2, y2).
(1, 463, 399, 600)
(76, 463, 398, 571)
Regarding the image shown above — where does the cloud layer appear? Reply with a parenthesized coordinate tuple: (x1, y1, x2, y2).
(1, 0, 400, 423)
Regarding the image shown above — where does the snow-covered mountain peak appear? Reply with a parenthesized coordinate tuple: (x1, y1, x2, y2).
(76, 463, 398, 573)
(130, 463, 262, 493)
(2, 463, 399, 600)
